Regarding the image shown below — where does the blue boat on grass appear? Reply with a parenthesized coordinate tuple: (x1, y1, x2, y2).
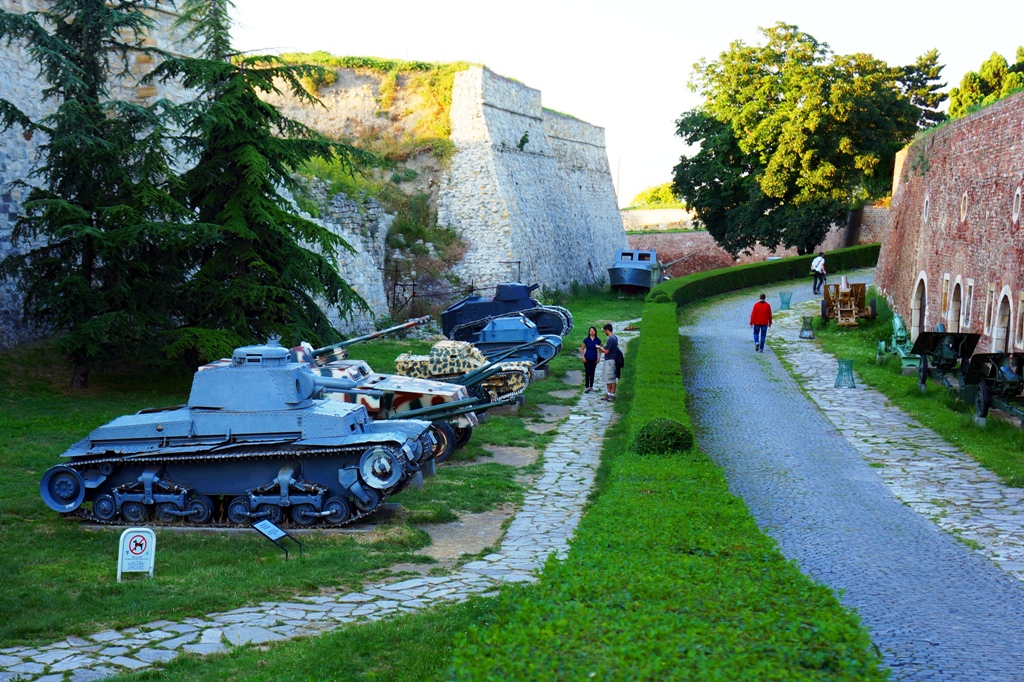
(608, 249, 659, 294)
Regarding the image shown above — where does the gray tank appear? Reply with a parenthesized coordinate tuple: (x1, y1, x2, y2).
(39, 340, 435, 527)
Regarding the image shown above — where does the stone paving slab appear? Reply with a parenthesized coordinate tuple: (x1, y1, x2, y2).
(682, 274, 1024, 681)
(0, 320, 639, 681)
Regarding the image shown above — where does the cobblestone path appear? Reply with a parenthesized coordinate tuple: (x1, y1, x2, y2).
(681, 277, 1024, 681)
(0, 325, 637, 682)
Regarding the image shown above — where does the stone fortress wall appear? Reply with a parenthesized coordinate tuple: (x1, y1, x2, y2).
(437, 67, 626, 291)
(875, 90, 1024, 351)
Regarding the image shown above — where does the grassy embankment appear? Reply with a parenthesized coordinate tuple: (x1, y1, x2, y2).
(118, 257, 885, 680)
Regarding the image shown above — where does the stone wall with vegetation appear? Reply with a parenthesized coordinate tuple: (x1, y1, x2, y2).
(621, 208, 695, 232)
(438, 67, 626, 291)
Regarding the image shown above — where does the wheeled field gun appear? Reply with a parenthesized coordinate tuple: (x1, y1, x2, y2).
(455, 339, 545, 388)
(876, 313, 922, 371)
(961, 353, 1024, 425)
(388, 394, 517, 422)
(910, 329, 981, 392)
(821, 278, 876, 327)
(311, 316, 432, 363)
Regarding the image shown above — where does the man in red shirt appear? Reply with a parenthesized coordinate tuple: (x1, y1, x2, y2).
(749, 293, 773, 353)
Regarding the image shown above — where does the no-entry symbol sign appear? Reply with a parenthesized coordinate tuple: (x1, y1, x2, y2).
(118, 527, 156, 582)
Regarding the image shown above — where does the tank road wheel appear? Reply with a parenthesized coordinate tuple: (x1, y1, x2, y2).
(121, 501, 148, 524)
(975, 382, 992, 419)
(154, 502, 182, 524)
(429, 421, 456, 463)
(227, 496, 252, 525)
(92, 494, 117, 522)
(40, 466, 86, 513)
(186, 495, 214, 525)
(290, 503, 318, 527)
(323, 496, 352, 525)
(453, 425, 473, 450)
(353, 488, 382, 514)
(257, 503, 283, 524)
(359, 446, 404, 489)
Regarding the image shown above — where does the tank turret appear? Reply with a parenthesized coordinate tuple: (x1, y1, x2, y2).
(395, 340, 534, 404)
(39, 340, 435, 527)
(442, 282, 573, 341)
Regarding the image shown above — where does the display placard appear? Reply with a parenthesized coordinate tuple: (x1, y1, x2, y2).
(117, 527, 156, 582)
(252, 519, 287, 541)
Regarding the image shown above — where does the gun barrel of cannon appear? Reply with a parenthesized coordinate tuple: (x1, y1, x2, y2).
(386, 396, 480, 420)
(311, 315, 431, 357)
(311, 375, 385, 398)
(457, 363, 504, 387)
(481, 338, 543, 365)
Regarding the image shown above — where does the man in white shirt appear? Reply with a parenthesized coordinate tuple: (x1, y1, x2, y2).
(811, 253, 826, 295)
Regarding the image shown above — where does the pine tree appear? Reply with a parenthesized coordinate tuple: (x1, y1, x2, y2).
(0, 0, 192, 388)
(151, 0, 375, 363)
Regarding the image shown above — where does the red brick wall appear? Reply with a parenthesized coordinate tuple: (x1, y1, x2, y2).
(626, 210, 887, 279)
(876, 91, 1024, 351)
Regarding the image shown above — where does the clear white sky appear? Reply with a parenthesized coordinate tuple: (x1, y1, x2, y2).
(229, 0, 1024, 208)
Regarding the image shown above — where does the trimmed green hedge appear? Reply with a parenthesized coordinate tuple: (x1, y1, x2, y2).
(627, 302, 694, 454)
(651, 243, 881, 308)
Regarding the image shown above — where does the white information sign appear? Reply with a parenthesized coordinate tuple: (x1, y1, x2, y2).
(117, 527, 156, 582)
(252, 519, 287, 541)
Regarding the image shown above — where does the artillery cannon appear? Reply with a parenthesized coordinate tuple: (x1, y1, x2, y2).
(821, 278, 876, 327)
(910, 329, 981, 393)
(40, 340, 436, 527)
(299, 357, 516, 462)
(310, 316, 432, 364)
(876, 313, 922, 372)
(961, 353, 1024, 425)
(443, 282, 573, 341)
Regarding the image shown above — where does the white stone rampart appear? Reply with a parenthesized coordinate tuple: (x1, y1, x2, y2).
(438, 67, 625, 291)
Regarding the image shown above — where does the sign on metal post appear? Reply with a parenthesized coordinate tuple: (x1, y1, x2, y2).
(117, 527, 156, 582)
(252, 520, 302, 560)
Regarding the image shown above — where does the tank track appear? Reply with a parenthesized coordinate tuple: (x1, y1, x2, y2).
(59, 444, 408, 529)
(449, 306, 573, 341)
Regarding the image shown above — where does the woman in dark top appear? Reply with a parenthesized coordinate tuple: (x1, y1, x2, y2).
(580, 326, 601, 393)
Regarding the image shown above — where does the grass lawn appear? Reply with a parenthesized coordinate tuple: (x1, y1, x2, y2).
(0, 289, 642, 648)
(810, 292, 1024, 488)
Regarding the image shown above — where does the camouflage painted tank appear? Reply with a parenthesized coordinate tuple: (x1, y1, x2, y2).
(40, 340, 434, 527)
(292, 350, 482, 462)
(395, 340, 534, 404)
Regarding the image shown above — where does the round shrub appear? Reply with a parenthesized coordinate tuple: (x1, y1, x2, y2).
(632, 417, 694, 455)
(647, 290, 671, 304)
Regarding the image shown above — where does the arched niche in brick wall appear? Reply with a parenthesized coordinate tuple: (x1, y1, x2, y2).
(911, 271, 928, 341)
(992, 286, 1013, 353)
(949, 278, 963, 333)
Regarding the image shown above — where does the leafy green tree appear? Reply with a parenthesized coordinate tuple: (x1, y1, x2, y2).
(898, 48, 948, 128)
(0, 0, 192, 388)
(150, 0, 375, 363)
(949, 48, 1024, 118)
(628, 183, 685, 209)
(675, 23, 920, 255)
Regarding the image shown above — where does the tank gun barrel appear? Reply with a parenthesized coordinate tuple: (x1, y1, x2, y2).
(455, 363, 504, 388)
(312, 316, 431, 358)
(386, 396, 480, 421)
(310, 374, 385, 399)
